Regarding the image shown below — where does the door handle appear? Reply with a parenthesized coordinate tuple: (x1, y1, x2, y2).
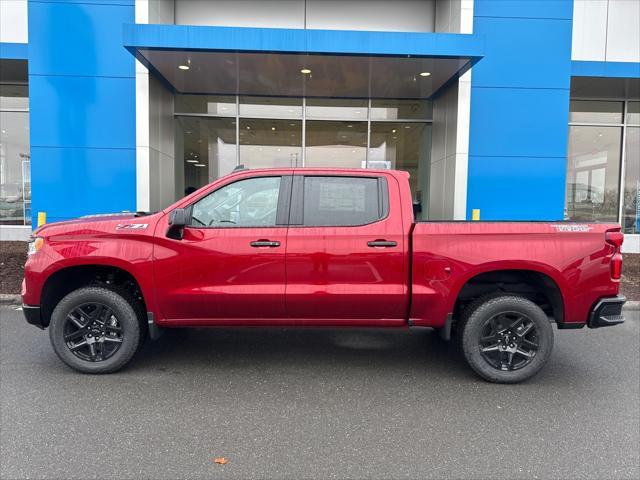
(250, 240, 281, 248)
(367, 239, 398, 248)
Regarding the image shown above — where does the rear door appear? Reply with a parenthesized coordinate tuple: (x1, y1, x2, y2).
(285, 173, 407, 324)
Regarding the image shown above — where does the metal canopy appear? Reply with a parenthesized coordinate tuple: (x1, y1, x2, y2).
(125, 24, 484, 99)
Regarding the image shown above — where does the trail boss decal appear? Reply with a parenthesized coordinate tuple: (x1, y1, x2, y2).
(550, 224, 593, 232)
(115, 223, 148, 230)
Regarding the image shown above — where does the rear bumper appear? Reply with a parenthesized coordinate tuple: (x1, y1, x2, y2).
(588, 295, 626, 328)
(22, 304, 44, 330)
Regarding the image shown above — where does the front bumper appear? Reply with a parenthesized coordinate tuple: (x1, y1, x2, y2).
(23, 304, 44, 330)
(588, 295, 626, 328)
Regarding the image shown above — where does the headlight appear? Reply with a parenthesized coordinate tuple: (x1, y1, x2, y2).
(27, 237, 44, 256)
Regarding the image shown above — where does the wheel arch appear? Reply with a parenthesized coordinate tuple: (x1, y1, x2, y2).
(40, 262, 149, 328)
(451, 266, 565, 325)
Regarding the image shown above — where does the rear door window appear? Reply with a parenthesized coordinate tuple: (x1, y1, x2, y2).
(301, 176, 386, 226)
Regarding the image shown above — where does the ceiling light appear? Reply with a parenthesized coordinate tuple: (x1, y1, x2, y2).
(185, 131, 192, 134)
(194, 154, 198, 158)
(186, 159, 198, 163)
(178, 64, 190, 70)
(290, 123, 296, 127)
(419, 71, 431, 77)
(300, 68, 312, 74)
(277, 148, 282, 152)
(271, 126, 276, 131)
(404, 125, 411, 129)
(392, 129, 396, 133)
(355, 111, 361, 115)
(347, 124, 353, 128)
(246, 126, 251, 130)
(194, 163, 206, 167)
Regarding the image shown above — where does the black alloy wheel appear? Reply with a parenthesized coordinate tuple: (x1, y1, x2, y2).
(478, 311, 539, 371)
(63, 303, 124, 362)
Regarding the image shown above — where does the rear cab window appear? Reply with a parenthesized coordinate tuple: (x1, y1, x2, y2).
(293, 175, 389, 226)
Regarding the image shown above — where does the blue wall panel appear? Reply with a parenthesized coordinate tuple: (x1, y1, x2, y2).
(467, 156, 567, 220)
(29, 75, 135, 149)
(474, 0, 572, 20)
(571, 61, 640, 79)
(469, 87, 570, 158)
(30, 147, 136, 220)
(28, 0, 136, 225)
(467, 0, 573, 220)
(29, 1, 134, 77)
(0, 42, 29, 60)
(472, 17, 571, 89)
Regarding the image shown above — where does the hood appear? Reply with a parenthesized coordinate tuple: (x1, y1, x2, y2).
(33, 212, 158, 237)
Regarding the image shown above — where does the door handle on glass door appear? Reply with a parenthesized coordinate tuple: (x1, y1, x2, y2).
(367, 239, 398, 248)
(250, 240, 281, 248)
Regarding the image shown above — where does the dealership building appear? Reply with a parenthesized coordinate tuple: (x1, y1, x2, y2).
(1, 0, 639, 251)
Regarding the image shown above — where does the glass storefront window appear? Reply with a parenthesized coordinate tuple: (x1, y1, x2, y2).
(370, 99, 432, 120)
(565, 125, 622, 222)
(569, 100, 623, 124)
(623, 127, 639, 234)
(0, 85, 29, 111)
(305, 98, 368, 120)
(305, 120, 367, 168)
(240, 96, 302, 118)
(627, 102, 640, 125)
(239, 118, 302, 169)
(1, 84, 30, 226)
(369, 122, 430, 205)
(179, 116, 237, 192)
(176, 95, 433, 193)
(175, 94, 237, 115)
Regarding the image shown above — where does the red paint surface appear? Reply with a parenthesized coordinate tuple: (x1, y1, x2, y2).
(23, 168, 622, 329)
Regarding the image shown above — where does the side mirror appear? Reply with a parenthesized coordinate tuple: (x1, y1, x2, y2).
(167, 208, 188, 239)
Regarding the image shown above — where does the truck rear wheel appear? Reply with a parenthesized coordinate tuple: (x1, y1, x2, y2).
(458, 295, 553, 383)
(48, 286, 141, 374)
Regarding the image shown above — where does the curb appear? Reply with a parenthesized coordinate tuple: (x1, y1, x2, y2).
(0, 294, 21, 305)
(624, 301, 640, 311)
(1, 294, 639, 310)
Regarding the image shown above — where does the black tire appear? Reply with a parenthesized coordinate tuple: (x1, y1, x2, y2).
(458, 295, 554, 384)
(49, 286, 141, 374)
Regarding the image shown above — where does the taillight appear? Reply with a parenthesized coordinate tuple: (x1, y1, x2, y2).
(606, 230, 624, 280)
(611, 254, 623, 279)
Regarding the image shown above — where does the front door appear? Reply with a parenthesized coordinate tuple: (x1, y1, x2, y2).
(285, 174, 408, 324)
(154, 174, 291, 322)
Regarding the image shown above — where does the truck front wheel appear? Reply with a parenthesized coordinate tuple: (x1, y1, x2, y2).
(459, 295, 554, 383)
(48, 287, 141, 373)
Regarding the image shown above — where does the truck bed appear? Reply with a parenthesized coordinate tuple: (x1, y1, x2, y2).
(409, 222, 621, 328)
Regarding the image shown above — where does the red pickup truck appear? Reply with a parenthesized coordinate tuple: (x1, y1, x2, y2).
(22, 168, 626, 383)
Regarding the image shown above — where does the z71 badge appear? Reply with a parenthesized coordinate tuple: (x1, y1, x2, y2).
(550, 224, 593, 232)
(115, 223, 148, 230)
